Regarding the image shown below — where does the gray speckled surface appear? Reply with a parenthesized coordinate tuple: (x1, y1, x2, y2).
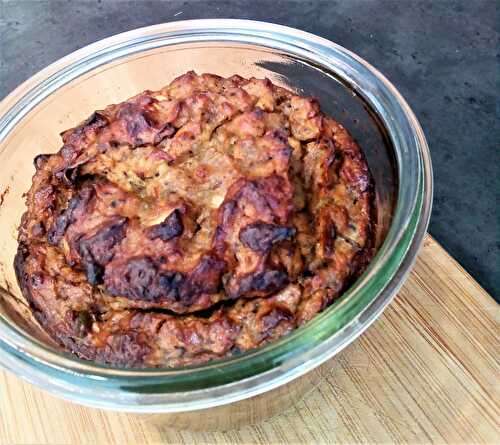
(1, 0, 498, 299)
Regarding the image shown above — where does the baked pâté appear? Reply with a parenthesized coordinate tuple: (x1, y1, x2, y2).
(15, 72, 375, 368)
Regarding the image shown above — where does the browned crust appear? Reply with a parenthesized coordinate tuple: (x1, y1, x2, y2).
(15, 72, 374, 368)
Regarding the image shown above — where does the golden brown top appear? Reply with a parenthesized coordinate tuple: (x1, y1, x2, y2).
(16, 72, 374, 367)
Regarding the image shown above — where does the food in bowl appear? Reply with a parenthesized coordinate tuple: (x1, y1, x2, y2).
(15, 71, 375, 368)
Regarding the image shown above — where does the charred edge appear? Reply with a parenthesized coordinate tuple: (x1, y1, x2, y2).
(118, 103, 168, 146)
(13, 245, 52, 334)
(105, 257, 157, 301)
(157, 254, 227, 304)
(78, 218, 128, 285)
(126, 117, 148, 142)
(156, 271, 186, 302)
(323, 219, 337, 258)
(328, 150, 344, 185)
(33, 154, 51, 170)
(57, 159, 97, 186)
(154, 122, 176, 144)
(226, 268, 289, 299)
(60, 111, 109, 143)
(239, 222, 296, 253)
(47, 186, 94, 245)
(261, 307, 294, 332)
(13, 245, 29, 299)
(94, 332, 151, 367)
(147, 209, 184, 242)
(84, 111, 109, 129)
(60, 165, 80, 186)
(104, 254, 226, 306)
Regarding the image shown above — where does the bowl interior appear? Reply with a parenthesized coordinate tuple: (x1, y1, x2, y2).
(0, 42, 397, 363)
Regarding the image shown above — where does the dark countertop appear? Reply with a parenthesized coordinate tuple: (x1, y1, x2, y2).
(1, 0, 498, 299)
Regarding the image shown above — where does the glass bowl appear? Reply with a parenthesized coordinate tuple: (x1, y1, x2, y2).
(0, 19, 432, 427)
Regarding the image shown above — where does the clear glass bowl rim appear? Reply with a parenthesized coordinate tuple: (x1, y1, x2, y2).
(0, 19, 432, 412)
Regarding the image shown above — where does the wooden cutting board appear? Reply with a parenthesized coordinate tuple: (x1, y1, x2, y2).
(0, 235, 498, 444)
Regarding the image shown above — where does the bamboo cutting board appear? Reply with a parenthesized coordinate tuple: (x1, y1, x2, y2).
(0, 235, 498, 444)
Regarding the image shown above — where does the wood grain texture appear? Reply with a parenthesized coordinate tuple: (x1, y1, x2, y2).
(0, 235, 498, 444)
